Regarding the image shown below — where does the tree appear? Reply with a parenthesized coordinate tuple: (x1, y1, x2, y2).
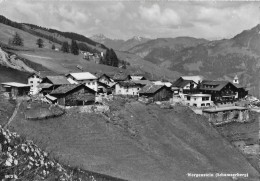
(51, 44, 55, 50)
(61, 41, 69, 53)
(36, 38, 44, 48)
(12, 32, 23, 46)
(70, 39, 79, 55)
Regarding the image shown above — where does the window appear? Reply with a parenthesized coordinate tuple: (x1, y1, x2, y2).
(88, 82, 90, 85)
(193, 104, 197, 107)
(30, 81, 33, 84)
(202, 97, 209, 101)
(187, 96, 190, 100)
(37, 81, 40, 83)
(201, 103, 205, 107)
(194, 98, 197, 101)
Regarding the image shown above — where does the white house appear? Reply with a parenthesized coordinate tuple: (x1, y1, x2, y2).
(184, 94, 213, 108)
(153, 81, 172, 87)
(66, 72, 98, 91)
(115, 81, 145, 96)
(28, 71, 57, 95)
(181, 75, 203, 84)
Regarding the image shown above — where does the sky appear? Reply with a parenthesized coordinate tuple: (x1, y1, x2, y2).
(0, 0, 260, 40)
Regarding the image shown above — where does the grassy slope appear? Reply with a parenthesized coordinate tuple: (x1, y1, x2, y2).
(9, 101, 259, 181)
(0, 65, 30, 83)
(0, 93, 15, 125)
(0, 23, 60, 49)
(115, 50, 180, 80)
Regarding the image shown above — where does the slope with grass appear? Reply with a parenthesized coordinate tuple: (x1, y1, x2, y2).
(8, 99, 260, 181)
(0, 23, 60, 49)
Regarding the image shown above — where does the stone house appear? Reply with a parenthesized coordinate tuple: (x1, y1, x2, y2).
(115, 81, 146, 96)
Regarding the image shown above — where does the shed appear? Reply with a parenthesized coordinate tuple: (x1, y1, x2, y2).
(138, 84, 173, 102)
(50, 84, 96, 106)
(1, 82, 30, 99)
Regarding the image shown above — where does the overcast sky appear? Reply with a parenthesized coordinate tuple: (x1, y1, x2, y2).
(0, 0, 259, 40)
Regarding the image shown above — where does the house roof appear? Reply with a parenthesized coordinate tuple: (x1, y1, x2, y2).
(29, 71, 58, 78)
(67, 72, 97, 80)
(233, 83, 246, 89)
(45, 94, 57, 101)
(118, 81, 142, 87)
(138, 84, 165, 94)
(113, 73, 129, 81)
(200, 80, 231, 91)
(172, 78, 195, 88)
(38, 83, 53, 89)
(50, 84, 96, 95)
(1, 82, 30, 88)
(45, 76, 70, 85)
(131, 80, 152, 85)
(181, 75, 203, 84)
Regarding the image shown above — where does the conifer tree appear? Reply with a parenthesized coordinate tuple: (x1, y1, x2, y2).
(61, 41, 69, 53)
(70, 40, 79, 55)
(12, 32, 23, 46)
(36, 38, 44, 48)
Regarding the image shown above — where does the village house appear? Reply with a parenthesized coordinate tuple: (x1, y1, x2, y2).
(39, 76, 71, 95)
(27, 71, 58, 95)
(128, 75, 146, 81)
(172, 77, 198, 95)
(50, 84, 96, 106)
(153, 80, 172, 88)
(112, 72, 130, 82)
(138, 84, 173, 102)
(232, 75, 248, 99)
(184, 94, 213, 107)
(181, 75, 203, 84)
(115, 81, 146, 96)
(97, 73, 115, 87)
(66, 72, 98, 92)
(199, 80, 239, 104)
(1, 82, 30, 99)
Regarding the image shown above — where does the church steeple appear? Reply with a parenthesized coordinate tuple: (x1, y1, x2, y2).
(233, 75, 239, 84)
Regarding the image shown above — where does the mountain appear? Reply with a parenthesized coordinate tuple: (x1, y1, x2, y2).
(128, 37, 208, 66)
(166, 24, 260, 97)
(90, 34, 150, 51)
(118, 36, 150, 51)
(90, 34, 125, 50)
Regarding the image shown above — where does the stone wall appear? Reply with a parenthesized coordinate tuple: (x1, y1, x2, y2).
(204, 110, 249, 125)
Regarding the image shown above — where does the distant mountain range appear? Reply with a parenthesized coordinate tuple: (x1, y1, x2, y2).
(90, 34, 150, 51)
(127, 25, 260, 97)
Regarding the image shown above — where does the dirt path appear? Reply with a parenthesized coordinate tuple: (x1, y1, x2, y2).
(4, 101, 21, 128)
(21, 54, 52, 59)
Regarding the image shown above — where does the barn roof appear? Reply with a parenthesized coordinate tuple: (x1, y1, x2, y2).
(67, 72, 97, 80)
(45, 76, 70, 85)
(1, 82, 30, 88)
(138, 84, 165, 94)
(172, 78, 195, 88)
(50, 84, 80, 94)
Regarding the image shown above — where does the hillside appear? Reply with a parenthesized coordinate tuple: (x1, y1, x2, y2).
(166, 24, 260, 97)
(8, 99, 260, 181)
(91, 34, 150, 51)
(128, 37, 208, 60)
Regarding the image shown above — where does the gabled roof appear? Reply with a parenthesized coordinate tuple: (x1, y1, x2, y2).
(29, 71, 58, 78)
(117, 81, 144, 87)
(50, 84, 96, 95)
(172, 78, 196, 88)
(67, 72, 97, 80)
(44, 76, 70, 85)
(181, 75, 203, 84)
(200, 80, 233, 91)
(1, 82, 30, 88)
(113, 73, 129, 81)
(138, 84, 166, 94)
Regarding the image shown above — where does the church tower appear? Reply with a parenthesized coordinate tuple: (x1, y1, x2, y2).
(233, 75, 239, 84)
